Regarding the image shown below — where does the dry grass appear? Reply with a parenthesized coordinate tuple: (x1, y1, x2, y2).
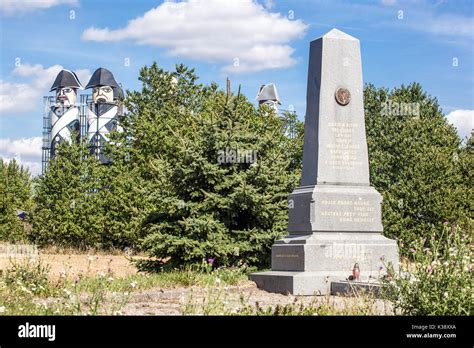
(0, 243, 141, 281)
(0, 243, 394, 316)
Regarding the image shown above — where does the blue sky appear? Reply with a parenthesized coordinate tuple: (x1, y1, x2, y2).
(0, 0, 473, 174)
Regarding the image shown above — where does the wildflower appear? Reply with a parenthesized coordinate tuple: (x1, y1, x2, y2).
(107, 277, 114, 282)
(74, 276, 80, 285)
(379, 266, 383, 271)
(207, 258, 215, 265)
(0, 306, 5, 313)
(426, 266, 432, 273)
(443, 221, 449, 225)
(130, 281, 138, 289)
(443, 292, 449, 298)
(380, 256, 385, 262)
(409, 248, 415, 253)
(63, 289, 72, 296)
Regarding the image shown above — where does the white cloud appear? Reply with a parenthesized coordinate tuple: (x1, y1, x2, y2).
(0, 64, 62, 114)
(412, 14, 474, 38)
(0, 137, 42, 158)
(0, 0, 78, 15)
(0, 64, 90, 114)
(81, 0, 307, 73)
(0, 137, 42, 176)
(446, 109, 473, 141)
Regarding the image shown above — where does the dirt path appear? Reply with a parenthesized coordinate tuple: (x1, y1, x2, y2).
(122, 281, 393, 315)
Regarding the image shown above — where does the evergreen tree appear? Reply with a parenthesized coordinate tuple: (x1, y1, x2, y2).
(364, 83, 471, 254)
(94, 137, 154, 250)
(31, 139, 103, 247)
(31, 129, 148, 250)
(123, 63, 303, 268)
(0, 159, 32, 241)
(31, 63, 469, 263)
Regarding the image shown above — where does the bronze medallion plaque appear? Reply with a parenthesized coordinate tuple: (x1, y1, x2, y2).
(335, 87, 351, 106)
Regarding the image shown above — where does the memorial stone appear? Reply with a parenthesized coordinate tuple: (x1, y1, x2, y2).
(250, 29, 399, 295)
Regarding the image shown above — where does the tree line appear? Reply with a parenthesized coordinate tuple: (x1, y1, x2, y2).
(1, 63, 471, 268)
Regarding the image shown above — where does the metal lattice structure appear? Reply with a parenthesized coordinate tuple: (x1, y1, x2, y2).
(41, 94, 122, 173)
(79, 94, 91, 143)
(41, 96, 54, 173)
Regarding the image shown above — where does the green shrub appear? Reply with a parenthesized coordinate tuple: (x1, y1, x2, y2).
(127, 63, 302, 268)
(0, 159, 32, 242)
(382, 224, 473, 315)
(31, 138, 148, 250)
(364, 83, 472, 255)
(2, 259, 51, 296)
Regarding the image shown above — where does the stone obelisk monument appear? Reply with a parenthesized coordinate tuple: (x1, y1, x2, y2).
(251, 29, 399, 295)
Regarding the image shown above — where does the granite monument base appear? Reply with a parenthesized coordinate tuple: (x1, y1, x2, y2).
(288, 185, 384, 233)
(250, 232, 398, 295)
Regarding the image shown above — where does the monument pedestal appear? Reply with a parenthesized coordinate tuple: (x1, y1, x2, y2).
(288, 185, 383, 233)
(250, 232, 398, 295)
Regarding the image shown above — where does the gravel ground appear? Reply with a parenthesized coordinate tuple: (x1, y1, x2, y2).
(122, 280, 394, 315)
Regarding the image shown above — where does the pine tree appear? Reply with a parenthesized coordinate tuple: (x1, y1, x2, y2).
(0, 159, 32, 241)
(364, 83, 471, 254)
(31, 139, 104, 248)
(94, 137, 154, 250)
(122, 63, 303, 268)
